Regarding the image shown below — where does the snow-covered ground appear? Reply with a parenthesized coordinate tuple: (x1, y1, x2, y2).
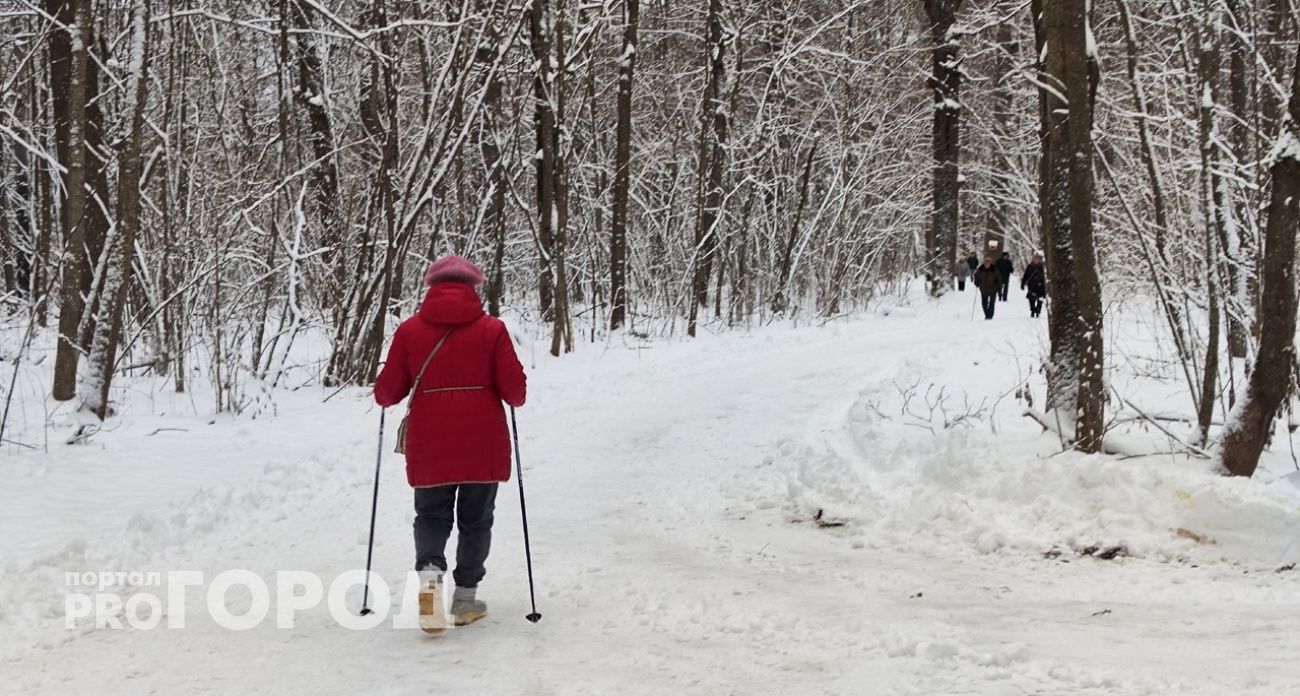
(3, 289, 1298, 695)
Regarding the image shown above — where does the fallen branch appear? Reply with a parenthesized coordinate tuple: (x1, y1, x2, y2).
(1023, 407, 1129, 457)
(146, 428, 190, 437)
(1115, 393, 1212, 459)
(1024, 402, 1211, 460)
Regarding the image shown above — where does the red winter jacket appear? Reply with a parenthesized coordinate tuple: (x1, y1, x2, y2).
(374, 283, 527, 488)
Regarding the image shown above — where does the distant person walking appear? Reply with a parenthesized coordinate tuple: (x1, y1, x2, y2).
(974, 256, 1002, 320)
(995, 252, 1014, 302)
(955, 257, 970, 292)
(1021, 254, 1046, 318)
(965, 252, 979, 277)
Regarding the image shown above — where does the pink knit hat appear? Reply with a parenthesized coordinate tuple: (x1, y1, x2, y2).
(424, 255, 485, 287)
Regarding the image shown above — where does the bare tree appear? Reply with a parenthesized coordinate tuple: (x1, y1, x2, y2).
(1032, 0, 1078, 415)
(48, 0, 109, 401)
(984, 18, 1018, 258)
(549, 0, 573, 356)
(1116, 0, 1189, 365)
(1222, 0, 1257, 358)
(531, 0, 558, 322)
(288, 0, 342, 288)
(688, 0, 730, 337)
(609, 0, 638, 330)
(921, 0, 963, 297)
(80, 0, 152, 418)
(1219, 38, 1300, 478)
(1035, 0, 1103, 451)
(480, 0, 510, 318)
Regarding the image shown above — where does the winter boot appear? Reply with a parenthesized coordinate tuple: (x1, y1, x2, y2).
(451, 586, 488, 626)
(417, 567, 447, 635)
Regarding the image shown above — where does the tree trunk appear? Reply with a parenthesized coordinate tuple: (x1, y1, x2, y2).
(480, 0, 508, 319)
(1117, 0, 1189, 363)
(1, 144, 34, 299)
(81, 0, 151, 419)
(288, 0, 343, 301)
(1194, 7, 1225, 439)
(1219, 39, 1300, 478)
(986, 20, 1017, 259)
(688, 0, 728, 337)
(34, 132, 52, 327)
(1033, 0, 1080, 416)
(549, 0, 573, 356)
(922, 0, 963, 298)
(1059, 0, 1104, 453)
(1037, 0, 1103, 450)
(531, 0, 557, 322)
(1260, 0, 1293, 136)
(609, 0, 638, 330)
(772, 139, 817, 314)
(49, 0, 109, 401)
(1223, 0, 1256, 359)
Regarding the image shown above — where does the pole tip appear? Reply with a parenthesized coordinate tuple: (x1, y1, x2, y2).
(526, 613, 542, 623)
(360, 607, 373, 616)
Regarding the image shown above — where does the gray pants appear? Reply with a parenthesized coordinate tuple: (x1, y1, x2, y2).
(413, 483, 498, 588)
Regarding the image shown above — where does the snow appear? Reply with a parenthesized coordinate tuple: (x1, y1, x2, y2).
(934, 97, 961, 112)
(2, 290, 1298, 694)
(1266, 123, 1300, 166)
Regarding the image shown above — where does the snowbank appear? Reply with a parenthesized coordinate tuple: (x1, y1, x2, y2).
(752, 380, 1300, 567)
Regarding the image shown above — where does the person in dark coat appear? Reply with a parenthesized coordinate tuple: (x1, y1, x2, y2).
(375, 255, 527, 631)
(974, 256, 1002, 320)
(1021, 254, 1046, 318)
(995, 252, 1014, 302)
(965, 252, 979, 276)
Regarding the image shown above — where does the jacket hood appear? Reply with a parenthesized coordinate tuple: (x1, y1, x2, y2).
(418, 282, 486, 326)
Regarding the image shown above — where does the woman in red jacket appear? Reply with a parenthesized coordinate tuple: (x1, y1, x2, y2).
(374, 255, 526, 630)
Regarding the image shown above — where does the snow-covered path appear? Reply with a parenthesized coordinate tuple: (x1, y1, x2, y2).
(4, 294, 1298, 695)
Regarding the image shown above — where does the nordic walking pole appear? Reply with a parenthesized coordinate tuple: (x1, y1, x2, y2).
(510, 406, 542, 623)
(969, 288, 978, 321)
(360, 408, 386, 616)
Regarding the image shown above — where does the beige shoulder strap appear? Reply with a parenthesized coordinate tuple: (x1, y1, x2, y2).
(405, 328, 454, 413)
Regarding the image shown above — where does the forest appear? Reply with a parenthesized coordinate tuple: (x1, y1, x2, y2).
(3, 0, 1300, 477)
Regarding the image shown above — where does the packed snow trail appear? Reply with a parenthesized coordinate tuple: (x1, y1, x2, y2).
(3, 292, 1298, 695)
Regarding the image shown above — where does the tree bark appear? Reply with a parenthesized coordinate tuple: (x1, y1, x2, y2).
(49, 0, 109, 401)
(288, 0, 343, 298)
(1037, 0, 1103, 451)
(480, 0, 508, 319)
(81, 0, 151, 419)
(922, 0, 963, 298)
(1219, 39, 1300, 478)
(688, 0, 729, 337)
(1222, 0, 1255, 359)
(1194, 7, 1225, 440)
(1060, 0, 1104, 453)
(1117, 0, 1189, 363)
(986, 20, 1017, 259)
(531, 0, 557, 322)
(1033, 0, 1079, 415)
(549, 0, 573, 356)
(609, 0, 638, 330)
(772, 139, 817, 314)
